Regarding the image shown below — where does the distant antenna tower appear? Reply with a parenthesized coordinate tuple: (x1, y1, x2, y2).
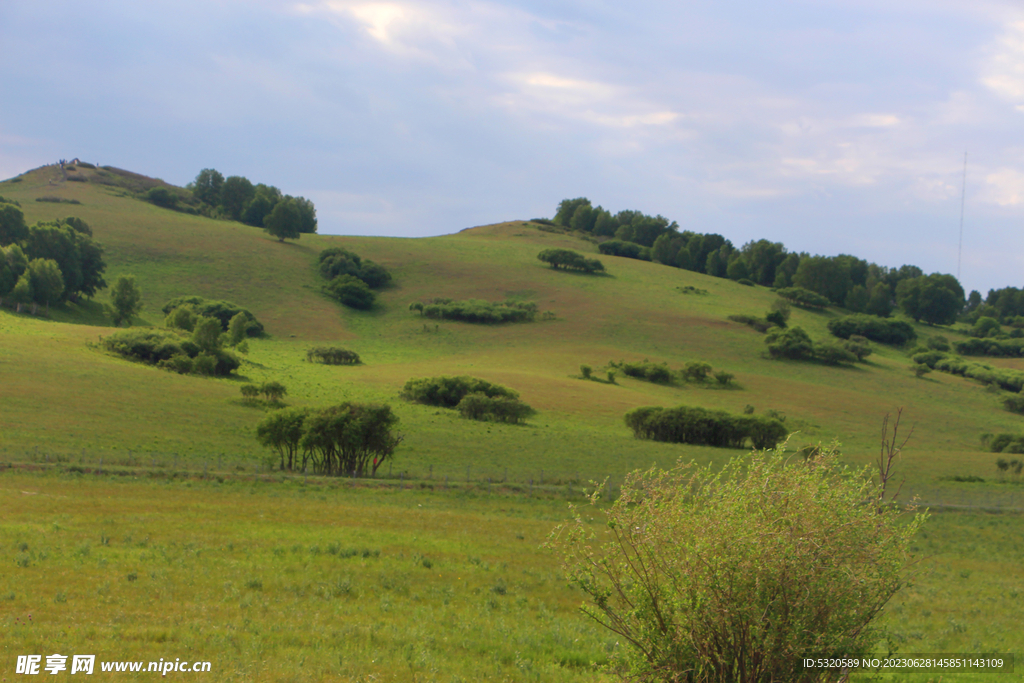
(958, 152, 967, 281)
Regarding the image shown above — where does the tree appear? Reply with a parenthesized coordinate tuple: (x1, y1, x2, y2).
(260, 381, 287, 403)
(554, 197, 591, 226)
(263, 197, 302, 242)
(242, 184, 281, 227)
(257, 408, 308, 471)
(191, 315, 223, 352)
(106, 274, 143, 327)
(792, 255, 852, 305)
(865, 282, 893, 317)
(190, 168, 224, 206)
(27, 258, 64, 313)
(896, 274, 963, 325)
(550, 442, 925, 682)
(221, 175, 255, 221)
(298, 403, 402, 476)
(227, 311, 250, 345)
(765, 325, 815, 360)
(0, 203, 28, 245)
(326, 274, 375, 309)
(0, 244, 28, 301)
(292, 196, 318, 234)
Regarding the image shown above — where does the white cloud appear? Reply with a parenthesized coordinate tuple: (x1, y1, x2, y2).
(983, 168, 1024, 205)
(982, 20, 1024, 104)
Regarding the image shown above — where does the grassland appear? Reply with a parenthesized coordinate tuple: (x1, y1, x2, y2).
(2, 164, 1023, 680)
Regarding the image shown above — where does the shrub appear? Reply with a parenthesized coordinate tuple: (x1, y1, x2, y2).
(728, 314, 773, 333)
(713, 371, 735, 386)
(401, 376, 518, 408)
(550, 444, 926, 683)
(843, 337, 873, 361)
(1003, 395, 1024, 415)
(537, 248, 605, 273)
(326, 274, 375, 310)
(624, 405, 787, 449)
(307, 347, 361, 365)
(146, 187, 178, 208)
(419, 298, 536, 324)
(614, 360, 674, 384)
(827, 314, 916, 345)
(261, 381, 287, 402)
(736, 278, 755, 287)
(318, 247, 391, 289)
(954, 338, 1024, 357)
(776, 287, 831, 309)
(579, 364, 592, 379)
(162, 296, 263, 336)
(927, 335, 950, 351)
(988, 434, 1024, 454)
(241, 384, 261, 401)
(682, 361, 712, 382)
(971, 316, 1002, 338)
(815, 343, 857, 366)
(101, 328, 239, 377)
(597, 239, 649, 260)
(765, 326, 814, 360)
(456, 393, 535, 424)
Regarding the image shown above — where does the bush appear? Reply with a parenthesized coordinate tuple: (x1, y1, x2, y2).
(1003, 395, 1024, 415)
(401, 376, 518, 408)
(988, 434, 1024, 454)
(146, 187, 178, 208)
(307, 347, 361, 365)
(815, 343, 858, 366)
(614, 360, 673, 384)
(537, 248, 605, 273)
(419, 298, 536, 324)
(550, 445, 926, 683)
(624, 405, 787, 449)
(261, 381, 287, 402)
(326, 274, 375, 310)
(827, 314, 916, 345)
(713, 371, 735, 386)
(682, 361, 712, 382)
(728, 314, 773, 333)
(954, 338, 1024, 357)
(843, 337, 873, 361)
(102, 328, 239, 377)
(776, 287, 831, 309)
(162, 296, 263, 336)
(597, 240, 650, 260)
(579, 364, 592, 379)
(456, 393, 535, 424)
(736, 278, 755, 287)
(765, 326, 815, 360)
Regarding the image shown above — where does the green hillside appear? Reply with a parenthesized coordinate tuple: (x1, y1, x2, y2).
(2, 163, 1020, 500)
(3, 164, 1023, 682)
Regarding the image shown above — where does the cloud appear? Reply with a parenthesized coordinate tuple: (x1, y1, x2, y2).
(983, 168, 1024, 205)
(982, 20, 1024, 104)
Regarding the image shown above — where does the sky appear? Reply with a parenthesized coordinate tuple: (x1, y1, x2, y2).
(1, 0, 1022, 294)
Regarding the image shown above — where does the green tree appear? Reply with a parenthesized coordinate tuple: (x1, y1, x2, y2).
(191, 315, 223, 352)
(844, 284, 869, 312)
(865, 282, 893, 317)
(0, 203, 28, 245)
(190, 168, 224, 206)
(292, 196, 318, 234)
(241, 184, 281, 227)
(896, 274, 964, 325)
(263, 197, 302, 242)
(0, 244, 29, 300)
(227, 311, 250, 345)
(107, 274, 143, 327)
(27, 258, 64, 312)
(221, 175, 255, 221)
(257, 408, 308, 471)
(326, 274, 375, 309)
(792, 255, 852, 305)
(10, 272, 32, 307)
(298, 403, 402, 476)
(554, 197, 591, 226)
(260, 381, 287, 403)
(550, 443, 925, 682)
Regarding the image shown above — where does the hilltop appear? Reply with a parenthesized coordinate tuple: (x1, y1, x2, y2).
(1, 162, 1020, 501)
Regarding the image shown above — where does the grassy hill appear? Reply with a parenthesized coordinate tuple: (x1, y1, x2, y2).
(1, 163, 1020, 501)
(2, 163, 1023, 681)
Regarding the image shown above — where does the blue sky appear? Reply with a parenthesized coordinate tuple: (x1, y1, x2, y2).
(1, 0, 1022, 294)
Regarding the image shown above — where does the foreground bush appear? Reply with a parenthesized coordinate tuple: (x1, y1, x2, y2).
(625, 405, 787, 449)
(456, 393, 535, 424)
(827, 314, 916, 345)
(102, 328, 240, 376)
(550, 444, 925, 683)
(401, 376, 518, 408)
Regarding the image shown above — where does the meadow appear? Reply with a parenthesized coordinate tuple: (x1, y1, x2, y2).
(1, 164, 1023, 680)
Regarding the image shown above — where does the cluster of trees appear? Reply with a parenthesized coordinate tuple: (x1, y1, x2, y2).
(0, 201, 107, 312)
(963, 286, 1024, 325)
(401, 376, 534, 423)
(318, 247, 391, 310)
(827, 314, 917, 345)
(409, 298, 537, 324)
(162, 296, 263, 339)
(954, 338, 1024, 358)
(624, 405, 788, 449)
(102, 326, 241, 376)
(307, 347, 361, 365)
(241, 381, 287, 403)
(609, 359, 735, 386)
(537, 248, 604, 273)
(185, 169, 317, 241)
(551, 196, 972, 326)
(256, 403, 401, 476)
(550, 444, 925, 682)
(912, 349, 1024, 394)
(987, 435, 1024, 455)
(765, 326, 871, 365)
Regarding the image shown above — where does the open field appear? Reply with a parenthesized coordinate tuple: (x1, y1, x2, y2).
(2, 165, 1023, 679)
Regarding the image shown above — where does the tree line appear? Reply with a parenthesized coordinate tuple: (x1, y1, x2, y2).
(184, 169, 317, 242)
(0, 198, 106, 312)
(550, 196, 970, 326)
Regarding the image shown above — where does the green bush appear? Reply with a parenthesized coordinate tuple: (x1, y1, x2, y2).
(551, 445, 926, 683)
(456, 393, 535, 424)
(682, 361, 712, 382)
(728, 314, 773, 333)
(318, 247, 391, 289)
(827, 314, 916, 345)
(714, 371, 735, 386)
(102, 328, 239, 376)
(1003, 395, 1024, 415)
(307, 347, 361, 365)
(326, 274, 375, 310)
(418, 298, 536, 324)
(765, 326, 814, 360)
(537, 248, 605, 273)
(614, 360, 673, 384)
(815, 343, 858, 366)
(401, 376, 518, 408)
(988, 434, 1024, 454)
(162, 296, 263, 336)
(624, 405, 787, 449)
(954, 338, 1024, 357)
(597, 240, 649, 260)
(776, 287, 831, 309)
